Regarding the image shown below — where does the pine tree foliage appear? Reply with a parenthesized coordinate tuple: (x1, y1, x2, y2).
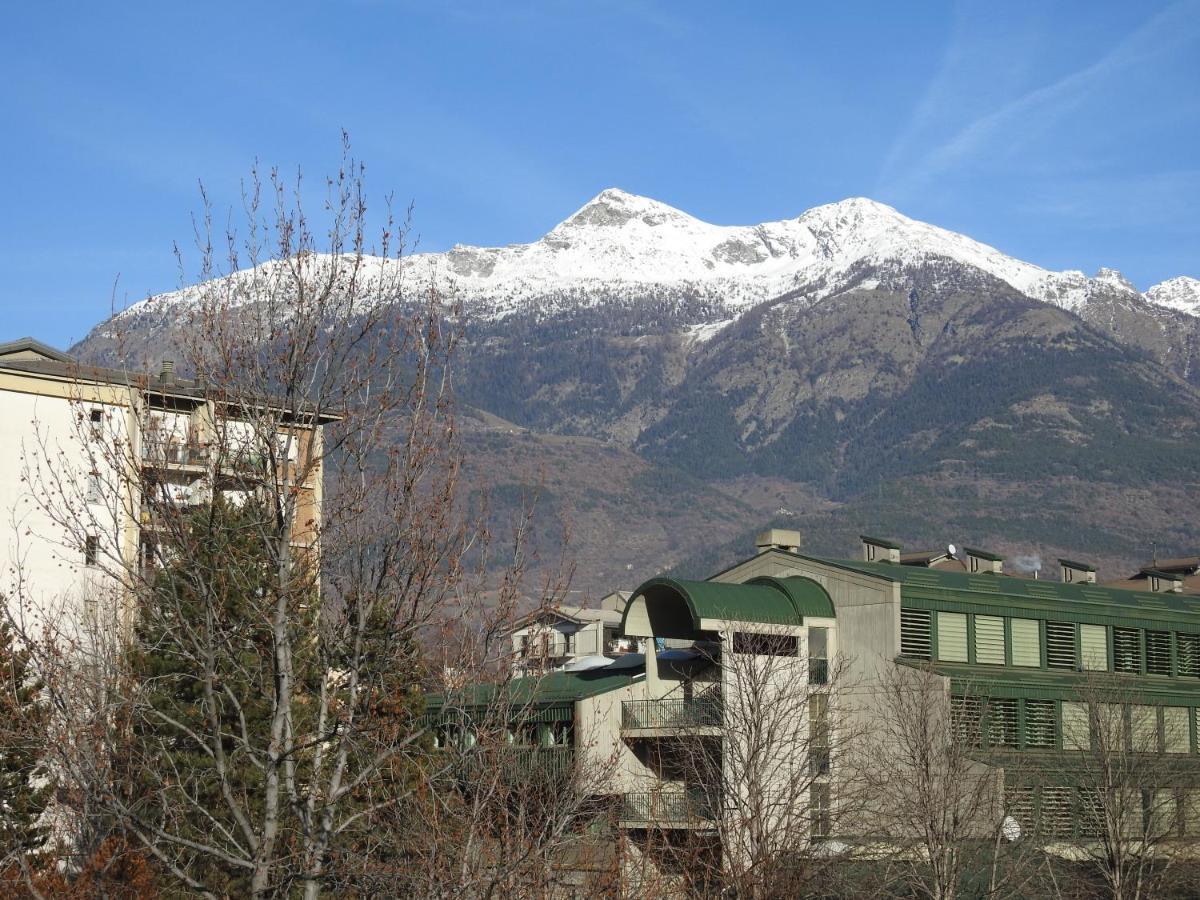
(0, 617, 52, 862)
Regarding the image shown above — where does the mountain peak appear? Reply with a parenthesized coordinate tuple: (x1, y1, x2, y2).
(553, 188, 696, 232)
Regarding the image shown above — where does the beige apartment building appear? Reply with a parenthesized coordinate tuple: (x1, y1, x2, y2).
(0, 336, 328, 642)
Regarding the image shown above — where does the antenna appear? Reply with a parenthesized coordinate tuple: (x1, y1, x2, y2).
(1152, 541, 1158, 566)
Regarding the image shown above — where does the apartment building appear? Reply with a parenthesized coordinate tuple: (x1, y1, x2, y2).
(436, 528, 1200, 887)
(509, 591, 634, 675)
(0, 336, 328, 641)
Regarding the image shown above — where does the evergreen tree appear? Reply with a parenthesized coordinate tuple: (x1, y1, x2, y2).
(0, 617, 52, 865)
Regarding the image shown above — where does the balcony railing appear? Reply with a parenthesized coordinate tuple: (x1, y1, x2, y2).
(622, 697, 722, 731)
(621, 789, 717, 826)
(141, 442, 209, 468)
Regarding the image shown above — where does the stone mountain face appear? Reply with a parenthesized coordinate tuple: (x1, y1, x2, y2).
(73, 191, 1200, 592)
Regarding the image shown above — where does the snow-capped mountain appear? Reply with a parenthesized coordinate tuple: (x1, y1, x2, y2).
(1146, 277, 1200, 317)
(112, 189, 1195, 328)
(395, 189, 1193, 321)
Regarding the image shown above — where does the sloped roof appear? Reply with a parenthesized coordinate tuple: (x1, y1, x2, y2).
(0, 336, 74, 363)
(804, 555, 1200, 618)
(429, 662, 644, 711)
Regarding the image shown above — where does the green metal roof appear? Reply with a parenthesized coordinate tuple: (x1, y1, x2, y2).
(806, 555, 1200, 624)
(621, 575, 833, 634)
(429, 666, 643, 713)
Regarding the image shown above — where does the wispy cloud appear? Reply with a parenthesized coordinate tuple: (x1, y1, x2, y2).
(880, 0, 1200, 201)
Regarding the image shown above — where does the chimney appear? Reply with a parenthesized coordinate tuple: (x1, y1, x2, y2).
(1144, 569, 1184, 594)
(755, 529, 802, 554)
(1058, 558, 1096, 584)
(159, 359, 176, 384)
(964, 547, 1004, 575)
(860, 535, 900, 563)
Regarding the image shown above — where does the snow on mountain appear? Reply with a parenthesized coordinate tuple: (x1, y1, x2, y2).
(114, 188, 1195, 325)
(1146, 277, 1200, 317)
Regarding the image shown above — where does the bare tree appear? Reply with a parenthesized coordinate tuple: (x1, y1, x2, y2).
(1053, 674, 1200, 900)
(856, 663, 1053, 900)
(626, 624, 863, 898)
(4, 140, 557, 897)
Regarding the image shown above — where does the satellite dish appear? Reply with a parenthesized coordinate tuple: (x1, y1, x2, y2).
(947, 543, 957, 557)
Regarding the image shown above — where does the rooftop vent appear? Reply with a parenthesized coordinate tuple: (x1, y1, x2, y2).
(963, 547, 1004, 575)
(755, 528, 802, 554)
(1143, 569, 1184, 593)
(861, 535, 900, 564)
(159, 359, 176, 384)
(1058, 558, 1096, 585)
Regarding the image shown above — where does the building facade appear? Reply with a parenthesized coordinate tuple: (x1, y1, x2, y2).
(0, 336, 327, 642)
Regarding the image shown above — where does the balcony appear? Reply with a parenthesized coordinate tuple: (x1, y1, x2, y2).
(621, 697, 722, 735)
(141, 441, 209, 471)
(620, 788, 717, 829)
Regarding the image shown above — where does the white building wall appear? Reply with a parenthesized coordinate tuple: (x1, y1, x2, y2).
(0, 388, 132, 640)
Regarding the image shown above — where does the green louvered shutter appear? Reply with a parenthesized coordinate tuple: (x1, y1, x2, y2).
(1046, 621, 1077, 670)
(1080, 624, 1109, 671)
(1062, 702, 1090, 750)
(1024, 700, 1056, 748)
(1113, 628, 1142, 673)
(1010, 618, 1041, 668)
(1164, 707, 1190, 753)
(1178, 633, 1200, 678)
(975, 615, 1005, 665)
(937, 612, 968, 662)
(900, 608, 932, 659)
(1146, 631, 1171, 676)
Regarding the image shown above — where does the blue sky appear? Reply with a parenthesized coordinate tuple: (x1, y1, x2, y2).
(1, 0, 1197, 348)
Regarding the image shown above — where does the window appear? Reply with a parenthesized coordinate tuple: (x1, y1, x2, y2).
(936, 612, 968, 663)
(808, 627, 828, 685)
(1113, 628, 1142, 674)
(1078, 789, 1104, 837)
(809, 694, 830, 775)
(86, 472, 102, 504)
(733, 632, 797, 656)
(1164, 707, 1190, 753)
(564, 630, 575, 655)
(974, 615, 1005, 665)
(1178, 633, 1200, 678)
(987, 698, 1019, 748)
(1146, 631, 1171, 676)
(866, 543, 877, 561)
(1185, 791, 1200, 835)
(89, 407, 103, 439)
(1010, 618, 1041, 668)
(810, 784, 831, 837)
(970, 555, 980, 573)
(1024, 700, 1056, 748)
(1081, 624, 1109, 671)
(1045, 621, 1077, 670)
(1062, 702, 1090, 751)
(1151, 576, 1162, 592)
(900, 608, 932, 660)
(84, 534, 98, 566)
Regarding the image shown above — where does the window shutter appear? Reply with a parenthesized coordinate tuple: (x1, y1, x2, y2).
(1062, 702, 1090, 750)
(900, 609, 932, 660)
(1164, 707, 1190, 753)
(937, 612, 968, 662)
(1178, 633, 1200, 678)
(1042, 787, 1074, 837)
(1025, 699, 1056, 748)
(1080, 624, 1109, 671)
(975, 615, 1005, 665)
(1010, 619, 1041, 668)
(987, 698, 1019, 747)
(951, 695, 983, 748)
(1146, 631, 1171, 676)
(1131, 705, 1159, 752)
(1046, 621, 1077, 670)
(1113, 627, 1142, 673)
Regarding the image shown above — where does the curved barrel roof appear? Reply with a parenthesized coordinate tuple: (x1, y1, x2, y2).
(620, 575, 834, 636)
